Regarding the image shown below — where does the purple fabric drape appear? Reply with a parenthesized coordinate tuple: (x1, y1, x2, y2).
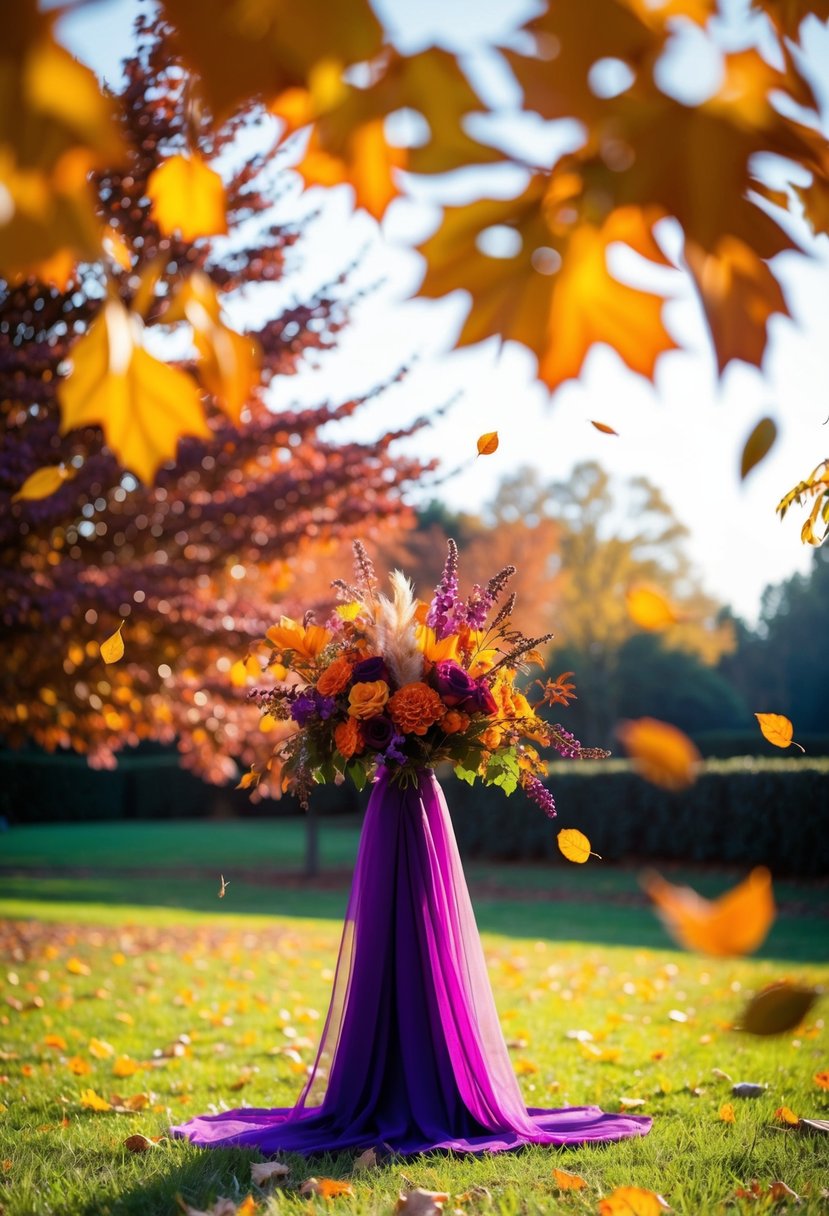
(171, 770, 651, 1155)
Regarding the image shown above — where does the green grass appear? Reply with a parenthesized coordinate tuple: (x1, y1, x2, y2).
(1, 900, 828, 1216)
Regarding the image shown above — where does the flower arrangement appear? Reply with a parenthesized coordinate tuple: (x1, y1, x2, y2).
(249, 540, 608, 812)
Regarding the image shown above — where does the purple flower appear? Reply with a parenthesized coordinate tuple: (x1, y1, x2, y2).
(383, 732, 407, 765)
(315, 694, 337, 720)
(290, 692, 317, 727)
(431, 660, 478, 707)
(352, 656, 389, 684)
(427, 539, 460, 640)
(470, 681, 498, 716)
(362, 715, 394, 751)
(464, 584, 491, 630)
(522, 774, 557, 819)
(549, 723, 581, 759)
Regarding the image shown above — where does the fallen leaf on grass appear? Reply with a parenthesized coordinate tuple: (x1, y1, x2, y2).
(177, 1197, 250, 1216)
(110, 1092, 150, 1112)
(123, 1133, 161, 1152)
(552, 1168, 587, 1189)
(711, 1068, 733, 1082)
(300, 1178, 355, 1199)
(774, 1106, 800, 1126)
(66, 957, 91, 977)
(396, 1189, 449, 1216)
(43, 1034, 67, 1050)
(250, 1161, 290, 1185)
(88, 1038, 115, 1059)
(814, 1070, 829, 1090)
(641, 868, 775, 957)
(736, 981, 820, 1035)
(618, 1097, 646, 1110)
(598, 1186, 670, 1214)
(735, 1180, 799, 1202)
(113, 1056, 141, 1078)
(352, 1148, 378, 1170)
(67, 1056, 92, 1076)
(719, 1103, 735, 1122)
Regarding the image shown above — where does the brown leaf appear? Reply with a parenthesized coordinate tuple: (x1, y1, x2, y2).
(123, 1133, 160, 1152)
(739, 417, 778, 480)
(250, 1161, 290, 1185)
(352, 1148, 378, 1170)
(591, 420, 619, 436)
(396, 1189, 450, 1216)
(736, 981, 820, 1036)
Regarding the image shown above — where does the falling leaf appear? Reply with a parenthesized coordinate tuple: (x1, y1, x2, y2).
(476, 431, 499, 456)
(642, 867, 775, 957)
(396, 1189, 449, 1216)
(625, 585, 680, 631)
(147, 154, 228, 242)
(299, 1178, 355, 1199)
(251, 1161, 290, 1185)
(218, 875, 229, 899)
(100, 624, 125, 665)
(557, 828, 600, 864)
(719, 1103, 736, 1122)
(740, 416, 778, 480)
(123, 1133, 160, 1152)
(591, 420, 619, 436)
(353, 1148, 378, 1170)
(618, 718, 700, 790)
(80, 1088, 112, 1112)
(58, 298, 210, 484)
(755, 712, 805, 753)
(736, 981, 820, 1036)
(175, 274, 260, 424)
(553, 1168, 587, 1189)
(814, 1070, 829, 1090)
(598, 1186, 671, 1215)
(12, 465, 75, 503)
(774, 1106, 800, 1125)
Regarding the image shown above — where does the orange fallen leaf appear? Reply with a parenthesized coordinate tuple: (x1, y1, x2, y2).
(755, 712, 805, 752)
(66, 957, 91, 976)
(112, 1057, 141, 1078)
(299, 1179, 354, 1199)
(43, 1034, 67, 1050)
(625, 584, 680, 632)
(774, 1106, 800, 1125)
(557, 828, 600, 864)
(553, 1167, 587, 1190)
(476, 431, 499, 456)
(12, 464, 75, 503)
(147, 153, 228, 242)
(236, 1199, 257, 1216)
(642, 868, 775, 957)
(719, 1103, 736, 1123)
(617, 717, 700, 790)
(67, 1056, 92, 1076)
(591, 420, 619, 436)
(598, 1186, 670, 1215)
(740, 416, 777, 480)
(814, 1070, 829, 1090)
(100, 624, 125, 665)
(88, 1038, 115, 1060)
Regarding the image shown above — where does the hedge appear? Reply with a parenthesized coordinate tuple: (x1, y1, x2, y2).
(444, 758, 829, 878)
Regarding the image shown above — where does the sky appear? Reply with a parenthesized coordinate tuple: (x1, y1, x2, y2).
(58, 0, 829, 623)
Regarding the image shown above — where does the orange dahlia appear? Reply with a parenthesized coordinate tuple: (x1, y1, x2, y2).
(316, 656, 353, 696)
(334, 717, 364, 759)
(388, 682, 445, 736)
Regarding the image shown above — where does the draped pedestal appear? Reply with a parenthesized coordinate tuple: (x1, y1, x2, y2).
(171, 770, 650, 1155)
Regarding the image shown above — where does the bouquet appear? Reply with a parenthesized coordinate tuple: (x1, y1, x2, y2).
(248, 540, 607, 812)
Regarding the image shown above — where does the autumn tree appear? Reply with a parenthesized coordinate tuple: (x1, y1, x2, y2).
(0, 14, 429, 788)
(4, 0, 827, 542)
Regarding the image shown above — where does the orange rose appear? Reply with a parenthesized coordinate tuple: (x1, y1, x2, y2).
(316, 656, 353, 696)
(388, 682, 445, 736)
(334, 718, 364, 759)
(440, 709, 470, 735)
(347, 680, 390, 720)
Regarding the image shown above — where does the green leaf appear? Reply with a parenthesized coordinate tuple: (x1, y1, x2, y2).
(454, 762, 478, 786)
(348, 762, 367, 792)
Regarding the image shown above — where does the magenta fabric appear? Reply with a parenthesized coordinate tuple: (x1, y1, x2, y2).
(171, 770, 651, 1155)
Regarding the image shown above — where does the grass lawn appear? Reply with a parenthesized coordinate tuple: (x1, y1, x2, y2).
(1, 820, 828, 1213)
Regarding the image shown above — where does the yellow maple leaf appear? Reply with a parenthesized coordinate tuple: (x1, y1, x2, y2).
(642, 867, 775, 957)
(79, 1088, 112, 1112)
(147, 154, 227, 241)
(58, 299, 210, 483)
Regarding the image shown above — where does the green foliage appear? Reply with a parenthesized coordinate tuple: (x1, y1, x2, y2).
(446, 758, 829, 878)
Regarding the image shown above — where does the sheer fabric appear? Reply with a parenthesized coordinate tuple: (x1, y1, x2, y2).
(171, 770, 651, 1154)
